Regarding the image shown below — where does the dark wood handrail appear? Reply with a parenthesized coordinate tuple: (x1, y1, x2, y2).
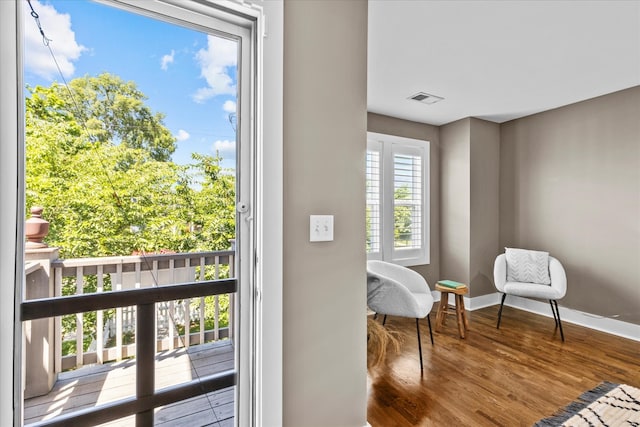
(21, 279, 236, 321)
(21, 278, 238, 426)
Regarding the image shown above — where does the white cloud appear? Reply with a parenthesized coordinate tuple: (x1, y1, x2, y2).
(175, 129, 190, 141)
(212, 139, 235, 156)
(192, 87, 216, 104)
(22, 0, 86, 80)
(160, 50, 175, 71)
(222, 100, 236, 113)
(193, 36, 237, 103)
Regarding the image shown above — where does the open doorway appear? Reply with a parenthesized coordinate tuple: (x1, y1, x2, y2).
(19, 0, 256, 425)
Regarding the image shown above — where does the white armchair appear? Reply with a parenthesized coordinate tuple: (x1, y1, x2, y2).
(494, 251, 567, 341)
(366, 260, 434, 371)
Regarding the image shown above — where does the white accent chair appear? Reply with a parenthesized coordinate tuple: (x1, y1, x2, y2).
(366, 260, 434, 371)
(493, 253, 567, 341)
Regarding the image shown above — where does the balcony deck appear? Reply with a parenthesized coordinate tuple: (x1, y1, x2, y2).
(24, 341, 235, 427)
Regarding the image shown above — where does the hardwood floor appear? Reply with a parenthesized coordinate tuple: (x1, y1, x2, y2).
(367, 305, 640, 427)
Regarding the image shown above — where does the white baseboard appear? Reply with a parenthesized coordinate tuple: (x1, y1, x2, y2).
(431, 290, 639, 342)
(467, 292, 502, 310)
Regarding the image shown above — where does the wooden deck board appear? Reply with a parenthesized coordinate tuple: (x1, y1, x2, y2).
(24, 341, 235, 426)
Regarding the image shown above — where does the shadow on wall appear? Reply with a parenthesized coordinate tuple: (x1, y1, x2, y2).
(470, 272, 494, 298)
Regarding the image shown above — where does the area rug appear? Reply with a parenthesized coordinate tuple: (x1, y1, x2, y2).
(534, 381, 640, 426)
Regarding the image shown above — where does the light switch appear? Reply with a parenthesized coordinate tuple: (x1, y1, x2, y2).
(310, 215, 334, 242)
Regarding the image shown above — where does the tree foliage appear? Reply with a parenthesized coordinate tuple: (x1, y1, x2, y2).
(394, 185, 413, 246)
(26, 73, 235, 259)
(27, 73, 176, 161)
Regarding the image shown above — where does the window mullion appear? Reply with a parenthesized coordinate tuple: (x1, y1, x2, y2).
(382, 143, 395, 262)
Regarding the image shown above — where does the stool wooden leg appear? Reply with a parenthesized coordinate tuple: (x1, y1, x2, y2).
(460, 294, 469, 331)
(435, 292, 448, 332)
(455, 294, 466, 339)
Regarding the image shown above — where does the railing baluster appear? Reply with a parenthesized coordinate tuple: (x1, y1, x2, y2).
(76, 266, 84, 368)
(152, 259, 159, 285)
(135, 261, 141, 289)
(229, 253, 235, 340)
(214, 256, 220, 341)
(199, 257, 205, 345)
(54, 267, 62, 374)
(182, 299, 189, 349)
(115, 263, 123, 361)
(153, 260, 159, 351)
(168, 259, 175, 350)
(184, 258, 191, 349)
(97, 265, 104, 365)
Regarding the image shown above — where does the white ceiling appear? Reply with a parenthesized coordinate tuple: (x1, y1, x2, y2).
(368, 0, 640, 126)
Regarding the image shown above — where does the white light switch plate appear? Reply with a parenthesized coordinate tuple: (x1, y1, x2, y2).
(310, 215, 334, 242)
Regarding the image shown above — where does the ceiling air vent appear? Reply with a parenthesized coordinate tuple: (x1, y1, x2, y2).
(408, 92, 444, 105)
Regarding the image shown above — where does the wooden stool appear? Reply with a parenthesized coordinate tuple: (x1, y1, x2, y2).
(435, 283, 469, 338)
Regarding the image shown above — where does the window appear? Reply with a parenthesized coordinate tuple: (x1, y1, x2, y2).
(366, 132, 429, 266)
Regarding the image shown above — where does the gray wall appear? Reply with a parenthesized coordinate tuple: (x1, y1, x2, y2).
(367, 113, 441, 285)
(500, 86, 640, 324)
(371, 86, 638, 320)
(440, 119, 471, 285)
(283, 1, 368, 426)
(439, 118, 500, 297)
(469, 118, 500, 297)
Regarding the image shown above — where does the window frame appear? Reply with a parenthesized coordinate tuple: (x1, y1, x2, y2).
(366, 132, 430, 266)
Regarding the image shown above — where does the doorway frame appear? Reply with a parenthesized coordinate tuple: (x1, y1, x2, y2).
(0, 0, 283, 425)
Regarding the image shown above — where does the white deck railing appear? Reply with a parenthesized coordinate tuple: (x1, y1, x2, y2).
(49, 250, 234, 372)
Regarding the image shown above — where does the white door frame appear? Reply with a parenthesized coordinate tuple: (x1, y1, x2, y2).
(0, 1, 284, 425)
(1, 1, 25, 425)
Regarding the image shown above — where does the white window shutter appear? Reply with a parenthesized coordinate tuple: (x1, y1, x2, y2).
(366, 133, 429, 266)
(366, 141, 382, 260)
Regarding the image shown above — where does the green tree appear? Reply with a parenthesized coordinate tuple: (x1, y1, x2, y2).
(394, 185, 413, 247)
(27, 72, 176, 162)
(190, 153, 236, 251)
(26, 116, 190, 258)
(25, 73, 234, 258)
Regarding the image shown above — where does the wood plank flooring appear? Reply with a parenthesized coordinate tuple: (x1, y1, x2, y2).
(24, 341, 235, 426)
(367, 305, 640, 427)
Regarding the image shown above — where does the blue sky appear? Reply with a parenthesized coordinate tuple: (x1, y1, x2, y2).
(22, 0, 238, 169)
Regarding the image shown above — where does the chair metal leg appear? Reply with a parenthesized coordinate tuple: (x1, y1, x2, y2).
(382, 314, 387, 326)
(373, 313, 378, 321)
(497, 293, 507, 329)
(549, 300, 559, 327)
(427, 314, 434, 345)
(416, 318, 424, 372)
(552, 300, 565, 342)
